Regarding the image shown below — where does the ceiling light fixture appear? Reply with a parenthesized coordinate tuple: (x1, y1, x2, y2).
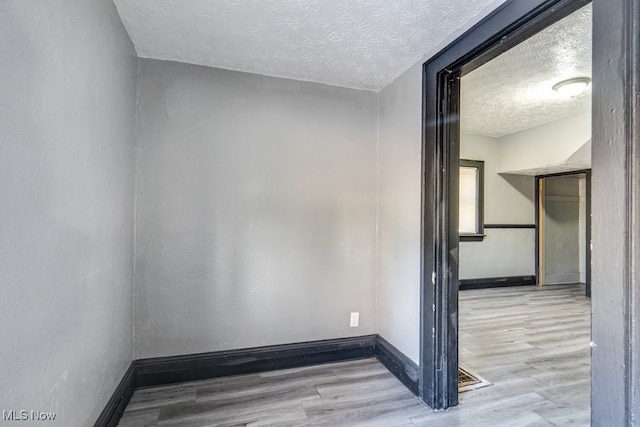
(552, 77, 591, 97)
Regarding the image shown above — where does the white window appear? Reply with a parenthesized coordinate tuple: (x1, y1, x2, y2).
(459, 159, 484, 241)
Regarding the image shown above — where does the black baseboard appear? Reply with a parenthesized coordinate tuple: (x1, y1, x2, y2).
(483, 224, 536, 229)
(94, 362, 135, 427)
(375, 336, 419, 396)
(459, 275, 537, 290)
(97, 334, 418, 425)
(135, 334, 377, 388)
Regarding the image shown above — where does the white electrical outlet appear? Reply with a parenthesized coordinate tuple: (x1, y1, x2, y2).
(350, 312, 359, 327)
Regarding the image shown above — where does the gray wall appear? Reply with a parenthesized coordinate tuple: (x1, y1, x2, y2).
(591, 0, 638, 422)
(0, 1, 137, 426)
(377, 62, 423, 363)
(459, 133, 535, 279)
(135, 59, 378, 359)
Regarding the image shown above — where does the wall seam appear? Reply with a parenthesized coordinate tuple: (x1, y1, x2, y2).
(132, 59, 141, 361)
(374, 91, 380, 335)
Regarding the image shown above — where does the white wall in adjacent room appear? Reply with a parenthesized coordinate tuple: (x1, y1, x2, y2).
(459, 133, 536, 279)
(498, 110, 591, 174)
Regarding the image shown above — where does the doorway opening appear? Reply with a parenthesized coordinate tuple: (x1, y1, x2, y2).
(536, 171, 591, 296)
(452, 3, 592, 420)
(420, 0, 639, 423)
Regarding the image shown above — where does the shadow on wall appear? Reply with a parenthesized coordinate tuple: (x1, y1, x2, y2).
(500, 173, 536, 203)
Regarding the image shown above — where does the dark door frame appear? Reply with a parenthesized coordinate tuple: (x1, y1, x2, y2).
(419, 0, 640, 423)
(535, 170, 591, 296)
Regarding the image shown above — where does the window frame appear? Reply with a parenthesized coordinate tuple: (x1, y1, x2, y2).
(459, 159, 485, 242)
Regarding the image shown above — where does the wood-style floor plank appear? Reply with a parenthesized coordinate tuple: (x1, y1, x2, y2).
(118, 283, 590, 426)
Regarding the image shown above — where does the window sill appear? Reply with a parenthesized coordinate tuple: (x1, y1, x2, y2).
(460, 234, 485, 242)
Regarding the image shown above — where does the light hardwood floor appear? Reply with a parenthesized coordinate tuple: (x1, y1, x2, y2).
(416, 283, 591, 426)
(118, 284, 591, 426)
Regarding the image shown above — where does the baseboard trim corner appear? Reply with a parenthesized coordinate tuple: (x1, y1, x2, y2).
(375, 335, 419, 396)
(94, 362, 135, 427)
(97, 333, 421, 426)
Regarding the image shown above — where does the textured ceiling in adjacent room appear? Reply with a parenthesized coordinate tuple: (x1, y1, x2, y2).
(461, 4, 592, 138)
(113, 0, 506, 91)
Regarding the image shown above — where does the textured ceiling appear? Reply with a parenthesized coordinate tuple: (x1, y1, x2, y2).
(461, 4, 592, 138)
(113, 0, 506, 91)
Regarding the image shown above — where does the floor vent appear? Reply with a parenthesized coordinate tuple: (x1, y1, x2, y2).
(459, 366, 492, 392)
